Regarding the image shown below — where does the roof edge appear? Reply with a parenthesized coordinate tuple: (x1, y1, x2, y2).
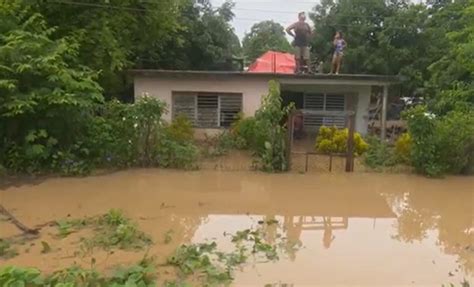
(129, 69, 401, 83)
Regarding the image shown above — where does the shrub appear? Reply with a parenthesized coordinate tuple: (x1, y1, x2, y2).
(231, 116, 260, 149)
(79, 96, 167, 168)
(436, 110, 474, 174)
(315, 126, 369, 155)
(199, 130, 245, 158)
(363, 137, 398, 169)
(0, 11, 102, 175)
(395, 133, 412, 164)
(253, 81, 293, 172)
(156, 138, 199, 170)
(404, 106, 441, 176)
(404, 105, 474, 176)
(168, 114, 194, 143)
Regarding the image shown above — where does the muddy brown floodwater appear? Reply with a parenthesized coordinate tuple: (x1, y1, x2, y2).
(0, 170, 473, 286)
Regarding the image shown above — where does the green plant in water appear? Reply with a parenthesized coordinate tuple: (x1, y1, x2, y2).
(108, 257, 156, 286)
(230, 227, 279, 261)
(167, 242, 233, 285)
(101, 208, 129, 226)
(0, 258, 157, 286)
(363, 136, 398, 169)
(46, 265, 103, 286)
(85, 210, 152, 251)
(0, 239, 18, 259)
(0, 266, 44, 286)
(253, 81, 293, 172)
(56, 209, 152, 252)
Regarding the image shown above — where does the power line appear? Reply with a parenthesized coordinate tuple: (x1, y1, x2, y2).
(49, 0, 420, 20)
(47, 0, 153, 12)
(46, 0, 423, 30)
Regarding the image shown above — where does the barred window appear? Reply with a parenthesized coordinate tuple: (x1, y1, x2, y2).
(172, 92, 242, 128)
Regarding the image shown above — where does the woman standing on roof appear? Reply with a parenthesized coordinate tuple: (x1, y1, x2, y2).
(330, 31, 347, 75)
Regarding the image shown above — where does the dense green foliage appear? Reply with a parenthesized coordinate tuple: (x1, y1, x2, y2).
(404, 106, 474, 176)
(35, 0, 241, 96)
(308, 0, 473, 176)
(0, 1, 216, 175)
(310, 0, 471, 93)
(397, 1, 473, 176)
(0, 0, 473, 176)
(242, 20, 292, 63)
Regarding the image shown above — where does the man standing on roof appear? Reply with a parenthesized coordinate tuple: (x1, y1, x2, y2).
(286, 12, 312, 74)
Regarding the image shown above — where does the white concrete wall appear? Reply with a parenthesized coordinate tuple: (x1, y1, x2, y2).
(355, 86, 371, 135)
(134, 76, 270, 122)
(134, 76, 372, 135)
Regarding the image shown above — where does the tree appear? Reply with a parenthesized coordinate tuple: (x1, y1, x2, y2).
(142, 0, 241, 71)
(309, 0, 469, 97)
(310, 0, 394, 74)
(427, 0, 473, 91)
(0, 2, 102, 168)
(36, 0, 181, 99)
(242, 20, 292, 63)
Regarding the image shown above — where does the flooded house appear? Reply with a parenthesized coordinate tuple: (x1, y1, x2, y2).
(131, 69, 399, 139)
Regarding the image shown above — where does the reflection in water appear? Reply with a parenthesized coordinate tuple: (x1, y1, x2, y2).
(0, 170, 473, 285)
(385, 188, 474, 277)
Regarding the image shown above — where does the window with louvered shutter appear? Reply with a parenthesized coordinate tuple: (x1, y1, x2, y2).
(220, 94, 242, 127)
(303, 93, 346, 130)
(197, 94, 219, 128)
(173, 92, 196, 125)
(172, 92, 242, 128)
(324, 94, 346, 127)
(304, 93, 324, 130)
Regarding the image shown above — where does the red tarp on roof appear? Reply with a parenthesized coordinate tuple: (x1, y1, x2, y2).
(247, 51, 295, 74)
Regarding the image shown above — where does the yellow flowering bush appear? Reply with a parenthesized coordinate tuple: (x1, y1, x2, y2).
(315, 126, 369, 155)
(395, 133, 412, 164)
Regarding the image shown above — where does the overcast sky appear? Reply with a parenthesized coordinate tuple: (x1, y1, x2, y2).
(210, 0, 317, 40)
